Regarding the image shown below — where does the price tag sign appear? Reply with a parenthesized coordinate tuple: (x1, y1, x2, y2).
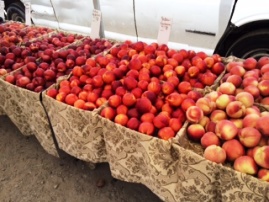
(157, 16, 172, 45)
(25, 1, 31, 26)
(0, 1, 4, 21)
(90, 9, 101, 39)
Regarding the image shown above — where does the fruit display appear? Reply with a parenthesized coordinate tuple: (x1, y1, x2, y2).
(186, 91, 261, 155)
(3, 36, 114, 92)
(3, 21, 27, 27)
(0, 22, 27, 34)
(40, 40, 115, 162)
(24, 31, 84, 50)
(44, 40, 226, 140)
(0, 31, 84, 78)
(99, 41, 224, 139)
(42, 80, 107, 162)
(0, 23, 54, 46)
(2, 21, 269, 202)
(181, 56, 269, 182)
(0, 45, 29, 74)
(20, 26, 55, 42)
(221, 57, 269, 103)
(98, 55, 269, 202)
(0, 22, 114, 159)
(42, 37, 269, 183)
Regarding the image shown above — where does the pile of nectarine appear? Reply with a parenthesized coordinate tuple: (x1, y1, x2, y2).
(4, 35, 114, 92)
(24, 32, 84, 51)
(0, 30, 83, 77)
(0, 23, 54, 47)
(0, 22, 27, 31)
(3, 21, 269, 183)
(20, 26, 55, 43)
(44, 40, 227, 140)
(0, 45, 28, 74)
(97, 41, 226, 139)
(221, 57, 269, 105)
(181, 55, 269, 182)
(186, 87, 269, 181)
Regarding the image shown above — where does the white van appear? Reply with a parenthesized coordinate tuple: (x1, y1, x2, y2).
(3, 0, 269, 59)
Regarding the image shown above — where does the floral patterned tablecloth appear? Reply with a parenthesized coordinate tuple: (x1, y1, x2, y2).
(100, 115, 269, 202)
(0, 78, 59, 157)
(41, 88, 107, 163)
(0, 106, 5, 116)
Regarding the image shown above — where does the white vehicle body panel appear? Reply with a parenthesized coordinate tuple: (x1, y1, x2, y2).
(231, 0, 269, 26)
(51, 0, 94, 35)
(99, 0, 137, 42)
(11, 0, 269, 55)
(26, 0, 59, 29)
(135, 0, 221, 54)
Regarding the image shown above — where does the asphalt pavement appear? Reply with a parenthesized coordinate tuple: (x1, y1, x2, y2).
(0, 115, 163, 202)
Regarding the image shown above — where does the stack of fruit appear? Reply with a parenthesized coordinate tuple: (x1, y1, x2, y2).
(45, 40, 226, 141)
(0, 30, 84, 77)
(221, 57, 269, 104)
(3, 36, 114, 92)
(0, 21, 27, 30)
(2, 21, 269, 183)
(183, 56, 269, 182)
(0, 22, 54, 47)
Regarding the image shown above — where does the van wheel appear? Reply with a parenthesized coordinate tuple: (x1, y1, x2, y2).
(225, 29, 269, 59)
(6, 2, 25, 23)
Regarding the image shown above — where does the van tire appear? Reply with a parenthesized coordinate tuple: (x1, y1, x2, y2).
(6, 2, 25, 23)
(225, 29, 269, 59)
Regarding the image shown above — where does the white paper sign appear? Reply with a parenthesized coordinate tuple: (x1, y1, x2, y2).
(157, 16, 172, 45)
(24, 1, 31, 26)
(0, 1, 4, 21)
(90, 9, 101, 39)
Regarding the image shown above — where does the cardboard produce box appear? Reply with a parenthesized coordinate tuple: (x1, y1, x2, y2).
(0, 78, 59, 157)
(99, 114, 180, 201)
(0, 79, 5, 115)
(39, 38, 117, 163)
(100, 113, 269, 202)
(97, 54, 269, 202)
(41, 85, 107, 163)
(173, 124, 269, 202)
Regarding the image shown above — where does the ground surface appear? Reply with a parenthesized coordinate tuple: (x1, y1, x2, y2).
(0, 115, 163, 202)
